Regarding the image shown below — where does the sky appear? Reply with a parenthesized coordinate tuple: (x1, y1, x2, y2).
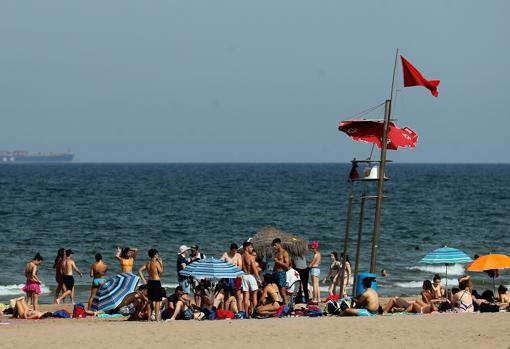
(0, 1, 508, 163)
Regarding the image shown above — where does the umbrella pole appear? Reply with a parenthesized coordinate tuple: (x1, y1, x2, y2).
(445, 263, 448, 293)
(339, 186, 354, 299)
(352, 182, 368, 298)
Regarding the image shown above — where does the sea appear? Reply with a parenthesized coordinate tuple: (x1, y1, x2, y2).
(1, 163, 509, 304)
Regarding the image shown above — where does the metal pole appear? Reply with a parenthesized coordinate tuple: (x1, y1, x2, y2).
(369, 99, 391, 273)
(352, 183, 368, 297)
(339, 187, 354, 298)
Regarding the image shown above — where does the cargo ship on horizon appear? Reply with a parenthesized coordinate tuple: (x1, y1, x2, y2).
(0, 150, 74, 163)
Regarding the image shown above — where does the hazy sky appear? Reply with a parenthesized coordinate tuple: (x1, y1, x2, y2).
(1, 1, 508, 162)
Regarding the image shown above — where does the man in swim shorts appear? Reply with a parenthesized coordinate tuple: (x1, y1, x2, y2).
(87, 253, 108, 310)
(272, 238, 290, 304)
(221, 243, 244, 312)
(56, 249, 83, 304)
(138, 249, 164, 321)
(341, 277, 380, 317)
(242, 241, 261, 317)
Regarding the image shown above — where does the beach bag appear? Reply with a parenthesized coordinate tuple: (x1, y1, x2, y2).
(53, 309, 71, 318)
(479, 303, 499, 313)
(326, 300, 342, 315)
(182, 308, 194, 320)
(339, 298, 352, 311)
(276, 304, 290, 317)
(73, 304, 87, 318)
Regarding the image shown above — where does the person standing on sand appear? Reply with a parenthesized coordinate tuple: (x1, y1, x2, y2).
(177, 245, 191, 293)
(52, 248, 66, 304)
(221, 243, 244, 312)
(87, 253, 108, 310)
(241, 241, 261, 317)
(115, 247, 138, 273)
(292, 253, 310, 304)
(22, 252, 44, 311)
(308, 241, 321, 304)
(138, 249, 164, 321)
(272, 238, 290, 304)
(57, 249, 83, 304)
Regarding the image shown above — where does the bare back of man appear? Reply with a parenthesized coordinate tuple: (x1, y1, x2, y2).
(222, 249, 244, 312)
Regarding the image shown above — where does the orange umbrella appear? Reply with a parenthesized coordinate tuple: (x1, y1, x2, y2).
(466, 253, 510, 272)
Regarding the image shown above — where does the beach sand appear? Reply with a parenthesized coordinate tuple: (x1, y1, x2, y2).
(1, 304, 509, 349)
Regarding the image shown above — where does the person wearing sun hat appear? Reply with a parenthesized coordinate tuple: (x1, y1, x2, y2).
(177, 245, 191, 293)
(308, 241, 321, 304)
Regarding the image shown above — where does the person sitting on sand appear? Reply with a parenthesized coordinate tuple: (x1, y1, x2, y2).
(341, 277, 380, 316)
(165, 286, 196, 320)
(255, 274, 284, 317)
(451, 276, 474, 313)
(22, 252, 44, 311)
(213, 282, 238, 314)
(193, 280, 212, 309)
(272, 238, 290, 304)
(497, 285, 510, 310)
(56, 250, 83, 304)
(138, 248, 164, 321)
(308, 241, 321, 304)
(115, 247, 138, 273)
(111, 285, 149, 320)
(87, 253, 108, 310)
(432, 274, 446, 299)
(53, 248, 66, 304)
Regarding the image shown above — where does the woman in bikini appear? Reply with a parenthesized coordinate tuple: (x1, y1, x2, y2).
(384, 280, 440, 314)
(255, 274, 284, 317)
(213, 283, 238, 313)
(53, 248, 66, 304)
(452, 276, 474, 313)
(115, 247, 138, 273)
(432, 273, 446, 299)
(308, 241, 321, 304)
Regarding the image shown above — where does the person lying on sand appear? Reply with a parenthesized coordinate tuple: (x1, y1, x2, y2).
(12, 297, 49, 319)
(341, 277, 380, 316)
(255, 274, 284, 317)
(384, 280, 443, 314)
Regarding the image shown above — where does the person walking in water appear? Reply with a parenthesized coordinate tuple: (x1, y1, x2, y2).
(308, 241, 321, 304)
(272, 238, 290, 304)
(52, 248, 66, 304)
(57, 249, 83, 304)
(115, 247, 138, 273)
(87, 253, 108, 310)
(138, 249, 164, 321)
(23, 252, 44, 311)
(241, 241, 261, 317)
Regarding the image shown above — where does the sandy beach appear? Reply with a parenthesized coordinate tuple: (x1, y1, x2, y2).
(2, 303, 509, 349)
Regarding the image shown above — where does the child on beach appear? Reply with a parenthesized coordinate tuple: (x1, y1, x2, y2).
(22, 252, 44, 311)
(56, 249, 83, 304)
(308, 241, 321, 304)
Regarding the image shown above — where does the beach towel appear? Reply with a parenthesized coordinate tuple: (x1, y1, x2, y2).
(276, 304, 290, 317)
(304, 305, 323, 317)
(52, 309, 71, 318)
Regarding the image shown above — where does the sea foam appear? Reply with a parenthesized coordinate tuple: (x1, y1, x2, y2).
(0, 284, 51, 296)
(405, 264, 465, 276)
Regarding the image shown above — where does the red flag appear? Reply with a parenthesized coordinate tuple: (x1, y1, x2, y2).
(401, 56, 440, 97)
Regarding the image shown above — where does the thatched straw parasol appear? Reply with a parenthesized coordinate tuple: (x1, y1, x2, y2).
(251, 226, 308, 258)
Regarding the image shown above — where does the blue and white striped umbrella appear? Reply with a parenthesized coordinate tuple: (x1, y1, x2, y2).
(179, 258, 244, 279)
(91, 273, 140, 311)
(420, 246, 473, 264)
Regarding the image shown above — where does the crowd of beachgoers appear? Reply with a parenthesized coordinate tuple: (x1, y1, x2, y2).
(2, 240, 510, 322)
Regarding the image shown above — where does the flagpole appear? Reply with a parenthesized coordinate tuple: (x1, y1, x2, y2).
(369, 49, 399, 273)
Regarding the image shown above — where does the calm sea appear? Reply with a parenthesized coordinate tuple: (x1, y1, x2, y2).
(1, 163, 509, 303)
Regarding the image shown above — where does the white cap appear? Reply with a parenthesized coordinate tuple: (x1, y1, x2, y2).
(179, 245, 190, 254)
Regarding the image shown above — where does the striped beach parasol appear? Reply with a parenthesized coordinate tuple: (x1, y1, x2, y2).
(91, 273, 140, 311)
(179, 258, 244, 279)
(420, 246, 473, 290)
